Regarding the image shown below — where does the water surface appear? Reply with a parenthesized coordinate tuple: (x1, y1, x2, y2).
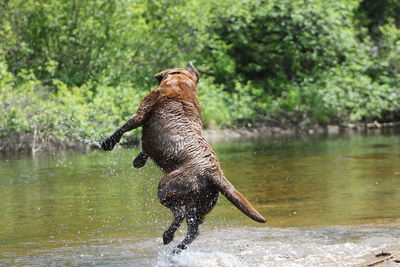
(1, 133, 399, 266)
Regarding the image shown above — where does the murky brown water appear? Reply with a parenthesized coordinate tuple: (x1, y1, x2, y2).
(1, 133, 399, 266)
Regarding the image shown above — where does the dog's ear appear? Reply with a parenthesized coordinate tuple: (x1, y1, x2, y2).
(185, 62, 200, 82)
(154, 70, 168, 84)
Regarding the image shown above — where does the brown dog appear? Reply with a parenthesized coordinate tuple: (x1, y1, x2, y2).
(100, 62, 266, 253)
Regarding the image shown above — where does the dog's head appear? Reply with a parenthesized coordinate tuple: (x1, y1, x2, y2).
(154, 62, 200, 85)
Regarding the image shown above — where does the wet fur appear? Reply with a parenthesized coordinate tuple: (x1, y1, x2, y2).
(100, 63, 265, 253)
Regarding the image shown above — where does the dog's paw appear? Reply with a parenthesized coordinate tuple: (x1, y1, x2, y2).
(171, 244, 187, 255)
(171, 247, 184, 255)
(163, 231, 174, 245)
(100, 139, 115, 151)
(133, 152, 149, 168)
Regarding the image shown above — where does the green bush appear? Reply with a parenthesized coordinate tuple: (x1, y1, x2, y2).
(0, 0, 399, 148)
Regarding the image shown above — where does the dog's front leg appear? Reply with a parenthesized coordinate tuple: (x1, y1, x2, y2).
(100, 113, 145, 150)
(100, 90, 159, 151)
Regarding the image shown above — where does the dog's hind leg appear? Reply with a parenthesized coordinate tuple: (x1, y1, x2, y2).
(173, 208, 199, 254)
(163, 210, 185, 245)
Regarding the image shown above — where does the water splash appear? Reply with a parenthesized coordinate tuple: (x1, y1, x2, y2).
(153, 225, 400, 267)
(156, 250, 243, 267)
(1, 225, 399, 266)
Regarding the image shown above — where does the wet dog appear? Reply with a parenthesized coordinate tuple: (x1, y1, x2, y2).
(100, 62, 266, 253)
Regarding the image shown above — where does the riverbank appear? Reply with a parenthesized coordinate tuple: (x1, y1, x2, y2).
(1, 120, 399, 155)
(0, 133, 90, 155)
(204, 121, 400, 143)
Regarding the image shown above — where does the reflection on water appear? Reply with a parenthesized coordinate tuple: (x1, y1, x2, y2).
(0, 133, 399, 265)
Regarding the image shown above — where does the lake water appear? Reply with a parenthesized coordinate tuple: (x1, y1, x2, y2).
(1, 133, 399, 266)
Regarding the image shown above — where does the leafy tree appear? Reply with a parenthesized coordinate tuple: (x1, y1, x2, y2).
(0, 0, 399, 148)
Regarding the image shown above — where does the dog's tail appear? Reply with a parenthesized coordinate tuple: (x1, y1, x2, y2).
(211, 172, 266, 223)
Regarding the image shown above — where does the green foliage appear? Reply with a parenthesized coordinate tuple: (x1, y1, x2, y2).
(217, 0, 360, 89)
(356, 0, 400, 37)
(2, 0, 121, 86)
(0, 0, 399, 146)
(198, 77, 231, 128)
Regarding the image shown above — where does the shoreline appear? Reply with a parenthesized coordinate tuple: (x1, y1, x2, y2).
(204, 121, 400, 143)
(1, 121, 399, 155)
